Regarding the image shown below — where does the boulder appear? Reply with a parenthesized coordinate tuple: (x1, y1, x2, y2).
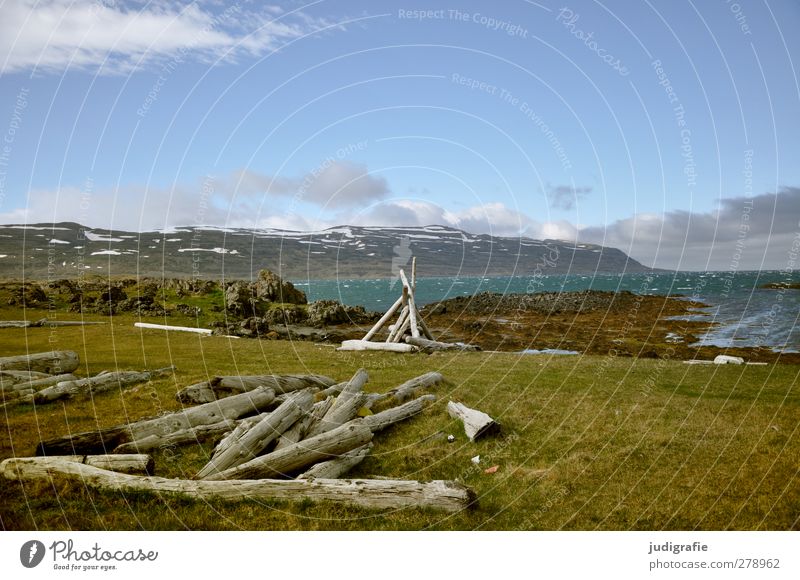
(252, 269, 306, 305)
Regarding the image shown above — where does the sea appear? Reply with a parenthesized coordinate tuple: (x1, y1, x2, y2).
(295, 270, 800, 353)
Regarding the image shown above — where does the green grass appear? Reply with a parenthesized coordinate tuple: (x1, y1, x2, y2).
(1, 307, 798, 530)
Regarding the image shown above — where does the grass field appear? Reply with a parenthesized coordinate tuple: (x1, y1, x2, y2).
(1, 307, 798, 531)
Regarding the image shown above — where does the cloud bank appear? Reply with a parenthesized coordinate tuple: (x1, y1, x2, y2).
(0, 0, 329, 75)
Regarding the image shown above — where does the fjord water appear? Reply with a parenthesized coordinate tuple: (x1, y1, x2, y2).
(297, 270, 799, 353)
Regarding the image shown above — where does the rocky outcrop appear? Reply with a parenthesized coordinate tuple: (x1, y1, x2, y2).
(223, 269, 306, 317)
(306, 300, 378, 327)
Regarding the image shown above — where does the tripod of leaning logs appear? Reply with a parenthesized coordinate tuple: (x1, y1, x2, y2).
(338, 258, 478, 354)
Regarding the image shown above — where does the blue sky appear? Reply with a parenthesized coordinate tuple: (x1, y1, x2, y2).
(0, 0, 799, 269)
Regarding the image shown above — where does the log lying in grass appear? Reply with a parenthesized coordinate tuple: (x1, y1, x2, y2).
(57, 454, 155, 475)
(36, 386, 277, 456)
(367, 372, 444, 409)
(0, 457, 475, 512)
(361, 395, 436, 433)
(134, 322, 213, 335)
(299, 443, 372, 479)
(306, 369, 368, 438)
(0, 370, 52, 387)
(33, 366, 176, 404)
(9, 373, 78, 392)
(447, 401, 500, 441)
(0, 350, 80, 374)
(196, 390, 315, 479)
(113, 419, 241, 454)
(176, 374, 335, 404)
(204, 421, 373, 481)
(404, 336, 480, 353)
(318, 381, 348, 398)
(337, 340, 417, 353)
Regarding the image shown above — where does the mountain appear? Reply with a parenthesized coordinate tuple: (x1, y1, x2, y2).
(0, 222, 654, 280)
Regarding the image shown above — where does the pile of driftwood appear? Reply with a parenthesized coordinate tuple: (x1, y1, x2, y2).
(0, 350, 174, 408)
(3, 368, 485, 512)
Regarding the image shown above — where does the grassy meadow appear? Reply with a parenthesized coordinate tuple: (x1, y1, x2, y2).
(0, 306, 798, 531)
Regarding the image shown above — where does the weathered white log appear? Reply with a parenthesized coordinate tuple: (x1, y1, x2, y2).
(415, 307, 435, 340)
(1, 457, 475, 512)
(53, 454, 155, 475)
(274, 397, 333, 451)
(306, 369, 368, 437)
(362, 295, 403, 341)
(215, 374, 334, 395)
(36, 386, 277, 456)
(10, 373, 78, 392)
(176, 374, 334, 404)
(0, 389, 37, 409)
(0, 319, 107, 328)
(0, 320, 35, 328)
(205, 421, 373, 481)
(337, 340, 417, 353)
(404, 336, 480, 353)
(211, 413, 270, 459)
(447, 401, 500, 441)
(391, 308, 413, 343)
(0, 370, 52, 388)
(386, 305, 409, 342)
(399, 269, 420, 338)
(299, 443, 372, 479)
(714, 355, 744, 365)
(0, 350, 79, 374)
(390, 371, 444, 403)
(134, 322, 213, 335)
(33, 366, 175, 404)
(196, 390, 315, 479)
(361, 395, 436, 432)
(114, 419, 241, 454)
(318, 381, 348, 398)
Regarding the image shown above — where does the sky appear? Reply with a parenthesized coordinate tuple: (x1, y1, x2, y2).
(0, 0, 799, 270)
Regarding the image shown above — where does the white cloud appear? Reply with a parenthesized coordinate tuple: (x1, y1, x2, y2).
(0, 0, 327, 75)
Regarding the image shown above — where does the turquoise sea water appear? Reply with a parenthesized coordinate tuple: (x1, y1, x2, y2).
(294, 270, 800, 353)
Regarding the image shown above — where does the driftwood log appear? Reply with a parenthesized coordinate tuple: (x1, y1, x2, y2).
(204, 421, 373, 481)
(273, 397, 333, 451)
(306, 369, 368, 437)
(0, 370, 52, 386)
(337, 340, 417, 353)
(7, 373, 78, 392)
(0, 457, 475, 512)
(196, 390, 315, 479)
(56, 454, 155, 475)
(0, 350, 80, 374)
(404, 336, 480, 353)
(36, 386, 277, 455)
(176, 374, 335, 404)
(447, 401, 500, 441)
(367, 372, 444, 409)
(33, 367, 176, 404)
(299, 443, 373, 479)
(362, 395, 436, 432)
(113, 419, 241, 454)
(362, 296, 403, 341)
(211, 413, 269, 460)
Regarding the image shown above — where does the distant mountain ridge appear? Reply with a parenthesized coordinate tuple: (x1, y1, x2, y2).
(0, 222, 654, 280)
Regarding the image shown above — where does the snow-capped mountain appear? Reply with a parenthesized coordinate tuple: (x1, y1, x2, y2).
(0, 222, 653, 280)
